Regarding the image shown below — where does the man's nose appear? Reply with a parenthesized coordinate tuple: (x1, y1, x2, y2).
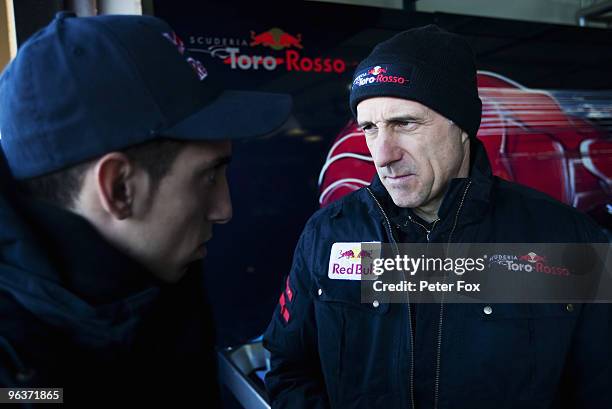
(209, 179, 233, 224)
(370, 129, 402, 169)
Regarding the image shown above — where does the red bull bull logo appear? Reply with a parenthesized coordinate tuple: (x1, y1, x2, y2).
(519, 252, 546, 263)
(367, 66, 387, 75)
(338, 249, 373, 259)
(250, 28, 303, 50)
(338, 249, 355, 259)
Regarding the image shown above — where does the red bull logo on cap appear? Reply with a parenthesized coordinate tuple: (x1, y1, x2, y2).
(367, 66, 387, 75)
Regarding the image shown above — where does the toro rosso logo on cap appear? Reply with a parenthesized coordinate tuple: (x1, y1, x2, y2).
(353, 65, 408, 88)
(163, 32, 208, 81)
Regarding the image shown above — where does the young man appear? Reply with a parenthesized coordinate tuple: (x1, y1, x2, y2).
(0, 12, 291, 405)
(264, 25, 610, 409)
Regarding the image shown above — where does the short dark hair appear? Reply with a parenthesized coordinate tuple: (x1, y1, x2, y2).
(18, 139, 186, 209)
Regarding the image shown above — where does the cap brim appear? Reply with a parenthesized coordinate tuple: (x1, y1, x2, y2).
(163, 90, 292, 140)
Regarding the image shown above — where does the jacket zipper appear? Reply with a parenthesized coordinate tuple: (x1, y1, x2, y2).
(365, 187, 415, 409)
(433, 180, 472, 409)
(405, 215, 440, 242)
(367, 180, 472, 409)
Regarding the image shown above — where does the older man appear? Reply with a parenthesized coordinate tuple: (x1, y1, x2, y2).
(263, 25, 610, 409)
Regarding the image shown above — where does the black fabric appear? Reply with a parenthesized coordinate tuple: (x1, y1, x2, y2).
(264, 138, 611, 409)
(0, 153, 220, 407)
(349, 24, 482, 137)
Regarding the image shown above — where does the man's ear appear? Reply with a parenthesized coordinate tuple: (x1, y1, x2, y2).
(94, 152, 139, 220)
(461, 130, 470, 144)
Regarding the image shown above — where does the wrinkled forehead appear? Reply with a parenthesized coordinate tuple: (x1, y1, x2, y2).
(356, 97, 433, 123)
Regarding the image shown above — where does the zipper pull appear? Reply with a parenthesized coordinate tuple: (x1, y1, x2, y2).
(404, 215, 414, 228)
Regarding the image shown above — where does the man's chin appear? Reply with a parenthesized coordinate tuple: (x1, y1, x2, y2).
(383, 183, 423, 208)
(157, 260, 203, 284)
(178, 259, 204, 278)
(389, 194, 424, 209)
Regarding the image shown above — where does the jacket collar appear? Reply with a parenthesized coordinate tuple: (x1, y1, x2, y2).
(29, 196, 161, 304)
(0, 187, 161, 306)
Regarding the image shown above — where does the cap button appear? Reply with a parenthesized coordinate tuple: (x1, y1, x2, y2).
(55, 11, 77, 20)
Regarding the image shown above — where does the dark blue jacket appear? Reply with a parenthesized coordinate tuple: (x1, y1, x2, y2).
(263, 139, 611, 409)
(0, 154, 219, 407)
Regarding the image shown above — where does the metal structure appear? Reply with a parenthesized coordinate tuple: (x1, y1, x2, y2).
(218, 342, 271, 409)
(577, 0, 612, 26)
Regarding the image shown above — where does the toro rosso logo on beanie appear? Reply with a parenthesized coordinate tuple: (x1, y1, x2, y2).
(352, 65, 409, 89)
(163, 32, 208, 81)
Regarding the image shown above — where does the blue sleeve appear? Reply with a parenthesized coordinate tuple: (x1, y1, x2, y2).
(263, 226, 331, 409)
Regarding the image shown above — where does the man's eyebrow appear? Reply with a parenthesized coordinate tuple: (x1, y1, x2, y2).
(386, 114, 424, 122)
(195, 155, 232, 174)
(357, 120, 373, 128)
(358, 114, 424, 128)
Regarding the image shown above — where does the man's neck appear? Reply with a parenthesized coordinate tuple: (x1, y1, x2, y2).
(412, 199, 443, 223)
(411, 143, 471, 223)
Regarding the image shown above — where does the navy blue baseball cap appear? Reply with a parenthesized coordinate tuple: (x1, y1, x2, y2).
(0, 12, 292, 179)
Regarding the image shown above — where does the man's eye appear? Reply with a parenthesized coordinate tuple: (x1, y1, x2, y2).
(397, 120, 417, 129)
(200, 169, 217, 185)
(204, 165, 228, 185)
(361, 124, 376, 133)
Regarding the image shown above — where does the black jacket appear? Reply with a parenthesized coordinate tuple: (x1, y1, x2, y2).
(263, 139, 611, 409)
(0, 155, 219, 407)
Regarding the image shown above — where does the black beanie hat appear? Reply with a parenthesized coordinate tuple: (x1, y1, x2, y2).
(350, 25, 482, 137)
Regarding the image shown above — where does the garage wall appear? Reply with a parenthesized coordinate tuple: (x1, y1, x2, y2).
(417, 0, 600, 26)
(309, 0, 608, 26)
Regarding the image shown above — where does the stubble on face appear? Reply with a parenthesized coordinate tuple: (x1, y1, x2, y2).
(358, 97, 469, 218)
